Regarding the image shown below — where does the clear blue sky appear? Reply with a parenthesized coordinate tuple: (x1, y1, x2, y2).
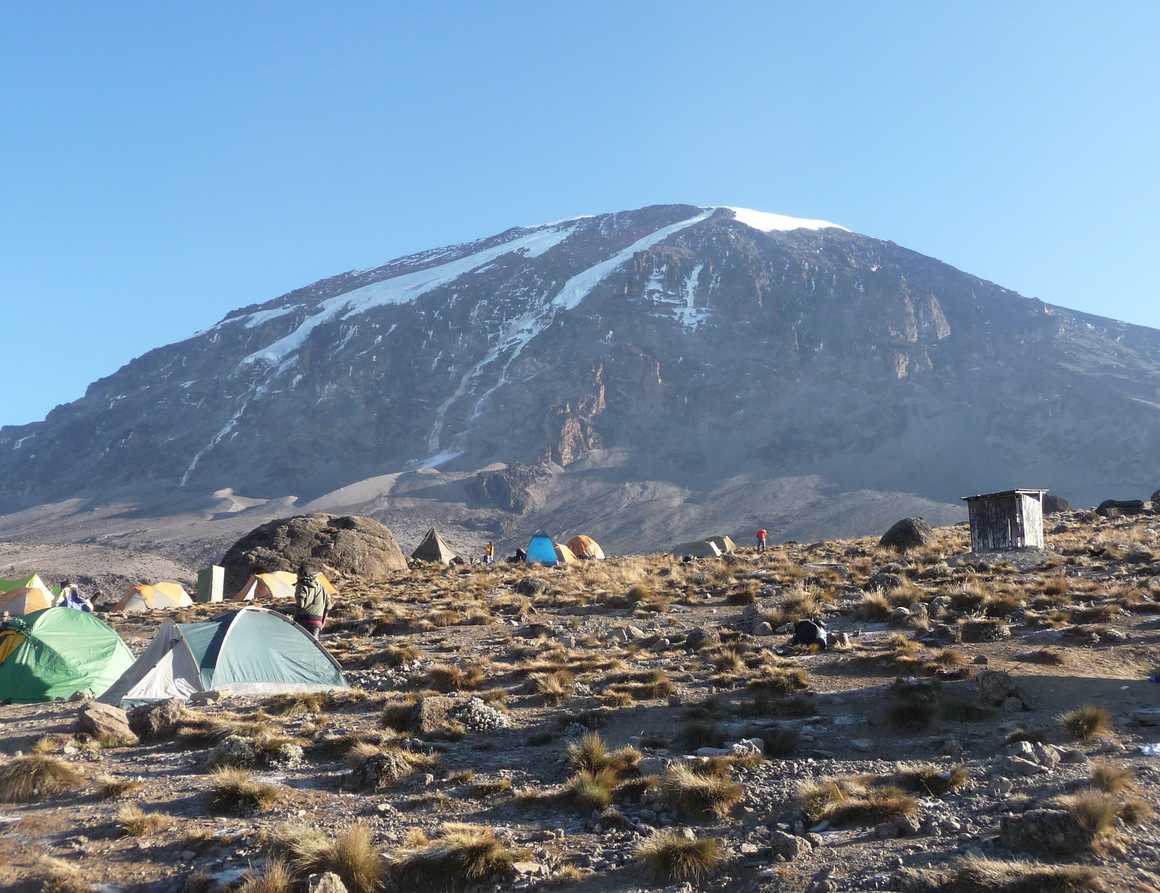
(2, 2, 1157, 425)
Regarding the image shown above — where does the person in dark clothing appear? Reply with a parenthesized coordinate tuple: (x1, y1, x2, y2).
(790, 618, 828, 650)
(293, 562, 331, 639)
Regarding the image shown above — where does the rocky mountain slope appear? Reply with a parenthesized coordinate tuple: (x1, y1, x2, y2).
(2, 204, 1158, 553)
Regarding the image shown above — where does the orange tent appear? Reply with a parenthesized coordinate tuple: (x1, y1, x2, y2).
(115, 582, 193, 612)
(235, 571, 337, 601)
(566, 535, 606, 560)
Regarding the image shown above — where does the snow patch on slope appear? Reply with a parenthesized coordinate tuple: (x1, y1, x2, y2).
(241, 224, 576, 369)
(726, 206, 847, 233)
(425, 207, 714, 452)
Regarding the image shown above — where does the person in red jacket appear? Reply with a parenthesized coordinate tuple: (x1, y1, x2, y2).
(756, 528, 768, 551)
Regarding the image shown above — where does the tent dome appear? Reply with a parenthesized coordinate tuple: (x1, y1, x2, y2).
(0, 575, 56, 616)
(566, 535, 606, 560)
(101, 607, 348, 705)
(0, 608, 134, 703)
(411, 528, 458, 564)
(526, 531, 558, 566)
(115, 581, 194, 612)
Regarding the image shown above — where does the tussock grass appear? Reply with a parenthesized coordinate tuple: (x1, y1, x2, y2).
(567, 768, 617, 812)
(604, 668, 673, 701)
(1050, 791, 1120, 850)
(391, 823, 521, 891)
(907, 855, 1105, 892)
(660, 761, 743, 820)
(1062, 705, 1113, 742)
(890, 764, 968, 796)
(856, 591, 892, 621)
(748, 665, 809, 696)
(273, 823, 384, 893)
(93, 774, 142, 800)
(635, 830, 722, 884)
(115, 803, 175, 837)
(531, 669, 575, 704)
(566, 732, 641, 774)
(209, 767, 283, 813)
(35, 857, 96, 893)
(236, 860, 293, 893)
(426, 663, 485, 692)
(0, 754, 85, 802)
(1089, 762, 1135, 794)
(1118, 797, 1155, 825)
(800, 776, 917, 827)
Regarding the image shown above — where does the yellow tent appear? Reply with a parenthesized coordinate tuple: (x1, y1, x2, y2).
(115, 581, 194, 612)
(567, 535, 606, 560)
(553, 543, 579, 564)
(235, 571, 337, 601)
(0, 581, 54, 616)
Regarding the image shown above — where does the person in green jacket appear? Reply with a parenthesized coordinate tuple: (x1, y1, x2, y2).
(293, 562, 331, 639)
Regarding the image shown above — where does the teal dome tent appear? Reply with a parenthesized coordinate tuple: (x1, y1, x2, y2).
(526, 531, 558, 566)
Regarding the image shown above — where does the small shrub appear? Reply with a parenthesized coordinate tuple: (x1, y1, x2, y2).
(566, 732, 641, 774)
(856, 591, 892, 621)
(567, 769, 617, 812)
(890, 764, 968, 796)
(273, 823, 384, 893)
(236, 860, 293, 893)
(1090, 762, 1134, 794)
(800, 776, 917, 827)
(1062, 706, 1113, 742)
(635, 830, 722, 884)
(1051, 790, 1120, 849)
(909, 855, 1104, 893)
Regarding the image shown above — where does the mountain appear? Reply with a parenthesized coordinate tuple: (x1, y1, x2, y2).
(2, 203, 1158, 556)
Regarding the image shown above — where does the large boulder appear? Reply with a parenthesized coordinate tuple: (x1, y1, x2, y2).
(221, 513, 407, 594)
(1096, 499, 1145, 518)
(128, 698, 187, 741)
(999, 808, 1096, 856)
(1152, 489, 1160, 509)
(878, 518, 933, 553)
(77, 702, 139, 747)
(1042, 493, 1071, 514)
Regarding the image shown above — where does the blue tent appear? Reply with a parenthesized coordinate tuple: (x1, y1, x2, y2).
(526, 531, 558, 566)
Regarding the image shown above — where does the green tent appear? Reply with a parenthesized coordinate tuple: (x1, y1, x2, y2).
(101, 607, 348, 705)
(0, 608, 135, 703)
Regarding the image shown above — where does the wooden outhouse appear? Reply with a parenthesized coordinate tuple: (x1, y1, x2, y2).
(961, 489, 1047, 553)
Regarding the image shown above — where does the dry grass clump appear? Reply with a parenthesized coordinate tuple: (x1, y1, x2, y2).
(1042, 574, 1071, 596)
(856, 590, 892, 621)
(748, 664, 810, 696)
(883, 677, 942, 730)
(1062, 705, 1114, 742)
(708, 647, 746, 675)
(890, 764, 968, 796)
(930, 648, 966, 667)
(209, 767, 284, 813)
(264, 691, 329, 716)
(1050, 791, 1121, 850)
(566, 768, 618, 812)
(531, 669, 575, 704)
(1117, 797, 1155, 825)
(0, 754, 85, 803)
(426, 663, 485, 692)
(635, 830, 722, 884)
(762, 583, 822, 627)
(1089, 762, 1135, 794)
(115, 803, 177, 837)
(236, 860, 293, 893)
(272, 823, 384, 893)
(93, 774, 143, 800)
(906, 855, 1105, 892)
(604, 668, 673, 701)
(390, 823, 521, 891)
(660, 761, 743, 820)
(799, 776, 917, 827)
(566, 732, 642, 774)
(35, 857, 97, 893)
(1016, 648, 1066, 666)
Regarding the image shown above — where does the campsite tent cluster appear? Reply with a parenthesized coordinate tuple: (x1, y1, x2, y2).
(409, 528, 606, 566)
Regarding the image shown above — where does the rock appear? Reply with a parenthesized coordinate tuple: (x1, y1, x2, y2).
(411, 695, 459, 735)
(189, 690, 223, 706)
(350, 750, 418, 790)
(992, 777, 1014, 797)
(879, 518, 934, 553)
(768, 829, 812, 860)
(999, 808, 1095, 856)
(868, 572, 904, 592)
(76, 702, 138, 747)
(624, 625, 648, 640)
(830, 632, 850, 648)
(685, 627, 721, 651)
(1152, 488, 1160, 508)
(207, 734, 258, 769)
(893, 813, 922, 836)
(929, 596, 953, 618)
(307, 873, 347, 893)
(220, 513, 407, 595)
(1042, 494, 1071, 514)
(874, 820, 900, 839)
(890, 606, 912, 625)
(266, 742, 305, 768)
(1134, 707, 1160, 726)
(972, 655, 989, 665)
(1096, 499, 1145, 518)
(977, 670, 1022, 706)
(960, 619, 1011, 642)
(512, 861, 547, 877)
(515, 577, 547, 596)
(128, 698, 186, 741)
(753, 621, 773, 636)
